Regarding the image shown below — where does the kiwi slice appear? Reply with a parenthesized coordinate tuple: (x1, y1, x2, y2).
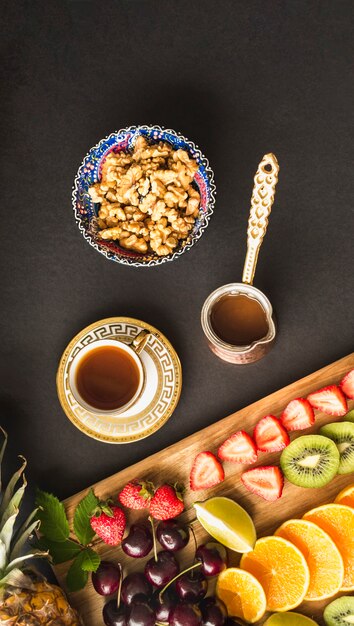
(344, 409, 354, 422)
(280, 434, 340, 488)
(323, 595, 354, 626)
(320, 422, 354, 474)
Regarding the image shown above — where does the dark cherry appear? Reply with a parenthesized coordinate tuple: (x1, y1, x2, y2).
(144, 550, 179, 588)
(92, 561, 121, 596)
(169, 602, 202, 626)
(126, 596, 155, 626)
(199, 597, 227, 626)
(152, 588, 178, 622)
(121, 572, 152, 606)
(122, 523, 153, 558)
(156, 519, 190, 552)
(103, 600, 127, 626)
(175, 569, 207, 603)
(195, 542, 228, 577)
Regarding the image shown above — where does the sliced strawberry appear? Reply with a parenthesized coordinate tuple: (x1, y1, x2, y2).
(280, 398, 315, 432)
(217, 431, 258, 464)
(241, 466, 284, 501)
(253, 415, 290, 452)
(340, 369, 354, 400)
(190, 451, 225, 491)
(307, 385, 348, 416)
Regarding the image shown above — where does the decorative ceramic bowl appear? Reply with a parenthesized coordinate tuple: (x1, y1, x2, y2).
(72, 125, 216, 267)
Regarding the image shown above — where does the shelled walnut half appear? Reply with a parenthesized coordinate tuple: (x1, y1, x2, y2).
(88, 135, 201, 256)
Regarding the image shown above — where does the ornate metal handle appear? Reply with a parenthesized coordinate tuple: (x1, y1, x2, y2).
(242, 153, 279, 285)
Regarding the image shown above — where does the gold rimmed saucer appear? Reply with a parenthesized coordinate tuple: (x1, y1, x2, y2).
(56, 317, 182, 443)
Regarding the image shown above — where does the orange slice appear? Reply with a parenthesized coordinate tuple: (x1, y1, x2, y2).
(335, 483, 354, 507)
(216, 567, 266, 623)
(240, 536, 310, 612)
(303, 503, 354, 591)
(275, 519, 344, 600)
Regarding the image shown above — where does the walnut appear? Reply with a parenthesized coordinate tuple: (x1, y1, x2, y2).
(150, 178, 167, 197)
(134, 135, 148, 151)
(89, 135, 200, 257)
(171, 217, 191, 236)
(140, 193, 157, 214)
(99, 226, 122, 240)
(138, 177, 150, 197)
(186, 196, 200, 216)
(151, 169, 178, 186)
(120, 234, 148, 253)
(164, 186, 187, 208)
(88, 184, 105, 203)
(151, 200, 167, 222)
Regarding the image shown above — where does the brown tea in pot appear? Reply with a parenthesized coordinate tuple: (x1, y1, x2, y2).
(210, 293, 269, 346)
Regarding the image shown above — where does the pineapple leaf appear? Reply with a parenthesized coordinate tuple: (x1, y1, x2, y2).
(0, 427, 8, 495)
(12, 507, 39, 547)
(80, 547, 100, 572)
(66, 552, 88, 592)
(4, 549, 48, 572)
(73, 489, 98, 546)
(0, 539, 6, 571)
(0, 456, 26, 522)
(10, 519, 41, 561)
(0, 511, 18, 555)
(37, 538, 82, 564)
(35, 490, 70, 542)
(0, 567, 33, 590)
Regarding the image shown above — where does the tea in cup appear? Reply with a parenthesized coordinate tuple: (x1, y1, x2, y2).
(68, 331, 150, 415)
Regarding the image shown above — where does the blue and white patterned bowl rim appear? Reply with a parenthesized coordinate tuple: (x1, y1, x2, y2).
(72, 125, 216, 267)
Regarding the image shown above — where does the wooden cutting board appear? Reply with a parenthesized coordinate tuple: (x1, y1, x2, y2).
(55, 353, 354, 626)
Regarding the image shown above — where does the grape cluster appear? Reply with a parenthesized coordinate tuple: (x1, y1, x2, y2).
(92, 518, 240, 626)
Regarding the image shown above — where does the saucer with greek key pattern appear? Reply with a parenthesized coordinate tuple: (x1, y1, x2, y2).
(56, 317, 182, 443)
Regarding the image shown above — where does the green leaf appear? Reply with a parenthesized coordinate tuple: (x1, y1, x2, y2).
(35, 490, 69, 542)
(80, 547, 100, 572)
(37, 538, 82, 564)
(66, 552, 88, 592)
(0, 456, 26, 522)
(73, 489, 98, 546)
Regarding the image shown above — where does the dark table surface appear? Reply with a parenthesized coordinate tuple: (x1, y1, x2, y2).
(1, 0, 354, 520)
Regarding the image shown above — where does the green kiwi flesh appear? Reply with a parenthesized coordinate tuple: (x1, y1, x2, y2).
(280, 434, 340, 488)
(320, 422, 354, 474)
(344, 409, 354, 422)
(323, 595, 354, 626)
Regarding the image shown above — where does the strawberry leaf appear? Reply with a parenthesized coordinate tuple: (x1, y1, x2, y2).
(80, 547, 100, 572)
(66, 552, 88, 592)
(37, 538, 82, 564)
(35, 490, 69, 542)
(73, 489, 98, 546)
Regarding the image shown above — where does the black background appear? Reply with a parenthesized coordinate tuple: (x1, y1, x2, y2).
(1, 0, 354, 532)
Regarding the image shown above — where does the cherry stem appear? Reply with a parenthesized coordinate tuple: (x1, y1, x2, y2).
(158, 561, 201, 603)
(116, 563, 123, 609)
(189, 523, 198, 555)
(148, 515, 158, 562)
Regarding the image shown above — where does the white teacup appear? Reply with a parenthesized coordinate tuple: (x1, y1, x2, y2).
(68, 331, 150, 416)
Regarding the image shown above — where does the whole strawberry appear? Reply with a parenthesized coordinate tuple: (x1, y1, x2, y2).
(118, 479, 154, 510)
(90, 500, 126, 546)
(149, 484, 184, 520)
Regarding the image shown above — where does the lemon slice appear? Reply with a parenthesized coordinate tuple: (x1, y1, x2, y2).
(193, 496, 256, 552)
(264, 613, 319, 626)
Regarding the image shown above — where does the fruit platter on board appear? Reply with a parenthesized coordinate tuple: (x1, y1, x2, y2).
(2, 353, 349, 626)
(2, 132, 354, 626)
